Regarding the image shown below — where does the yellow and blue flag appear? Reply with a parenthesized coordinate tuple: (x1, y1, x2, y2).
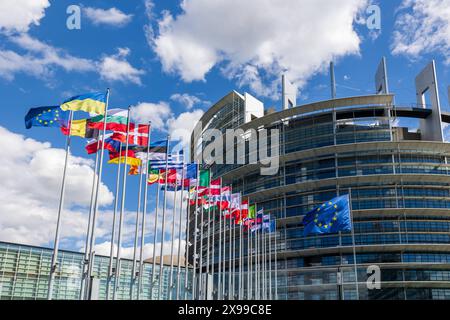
(25, 106, 69, 129)
(302, 195, 352, 236)
(60, 92, 107, 115)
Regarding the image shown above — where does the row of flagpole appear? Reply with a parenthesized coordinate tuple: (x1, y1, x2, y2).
(30, 88, 279, 301)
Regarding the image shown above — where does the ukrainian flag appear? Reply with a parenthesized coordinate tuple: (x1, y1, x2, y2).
(60, 92, 107, 115)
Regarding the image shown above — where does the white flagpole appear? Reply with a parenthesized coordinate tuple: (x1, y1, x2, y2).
(198, 190, 205, 299)
(231, 211, 236, 300)
(112, 105, 131, 300)
(269, 218, 272, 300)
(274, 219, 278, 300)
(176, 160, 186, 300)
(130, 160, 144, 299)
(106, 143, 122, 300)
(168, 163, 179, 300)
(85, 89, 111, 298)
(205, 172, 212, 299)
(211, 192, 216, 299)
(247, 218, 251, 299)
(47, 110, 73, 300)
(238, 199, 243, 300)
(349, 188, 360, 300)
(228, 190, 234, 300)
(184, 178, 192, 300)
(150, 171, 161, 299)
(80, 138, 100, 300)
(217, 179, 223, 300)
(158, 136, 171, 300)
(137, 122, 152, 300)
(191, 165, 200, 300)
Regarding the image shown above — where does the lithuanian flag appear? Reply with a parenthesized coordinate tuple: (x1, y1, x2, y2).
(60, 92, 107, 115)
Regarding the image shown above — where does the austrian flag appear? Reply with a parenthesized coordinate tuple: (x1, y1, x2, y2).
(111, 124, 149, 146)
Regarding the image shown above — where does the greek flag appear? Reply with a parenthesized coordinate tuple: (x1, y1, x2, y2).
(149, 151, 184, 170)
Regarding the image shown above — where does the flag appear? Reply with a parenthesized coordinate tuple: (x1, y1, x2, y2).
(302, 195, 351, 236)
(248, 204, 256, 219)
(251, 209, 264, 232)
(132, 140, 168, 161)
(148, 169, 161, 185)
(108, 149, 141, 166)
(85, 135, 121, 154)
(223, 193, 241, 219)
(61, 119, 99, 138)
(111, 124, 150, 146)
(25, 106, 69, 129)
(88, 108, 129, 132)
(209, 178, 221, 195)
(235, 199, 249, 225)
(196, 169, 210, 196)
(128, 165, 140, 175)
(149, 152, 184, 170)
(60, 92, 107, 115)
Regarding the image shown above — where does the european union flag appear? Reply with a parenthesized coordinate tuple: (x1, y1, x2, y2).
(25, 106, 69, 129)
(302, 195, 352, 236)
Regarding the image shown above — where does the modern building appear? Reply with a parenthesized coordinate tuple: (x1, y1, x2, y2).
(189, 59, 450, 300)
(0, 241, 191, 300)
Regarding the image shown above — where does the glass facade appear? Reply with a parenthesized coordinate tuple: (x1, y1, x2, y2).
(190, 94, 450, 300)
(0, 242, 191, 300)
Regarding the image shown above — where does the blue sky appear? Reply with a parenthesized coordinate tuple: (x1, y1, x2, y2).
(0, 0, 449, 256)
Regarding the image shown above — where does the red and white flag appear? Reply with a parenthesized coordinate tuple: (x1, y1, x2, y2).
(111, 124, 149, 146)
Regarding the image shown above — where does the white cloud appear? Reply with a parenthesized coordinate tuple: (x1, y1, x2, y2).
(130, 101, 172, 130)
(99, 48, 145, 85)
(148, 0, 368, 98)
(84, 7, 133, 27)
(0, 0, 50, 33)
(392, 0, 450, 64)
(0, 34, 96, 80)
(168, 109, 204, 151)
(0, 126, 114, 247)
(170, 93, 210, 110)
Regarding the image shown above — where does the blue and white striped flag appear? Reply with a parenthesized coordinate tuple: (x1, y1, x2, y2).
(149, 151, 184, 170)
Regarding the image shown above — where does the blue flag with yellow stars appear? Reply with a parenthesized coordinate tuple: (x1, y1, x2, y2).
(302, 195, 352, 236)
(25, 106, 69, 129)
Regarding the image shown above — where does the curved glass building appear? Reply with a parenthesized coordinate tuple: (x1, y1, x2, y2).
(189, 59, 450, 300)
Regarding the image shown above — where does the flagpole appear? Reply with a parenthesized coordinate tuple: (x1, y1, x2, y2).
(228, 186, 234, 300)
(158, 136, 171, 300)
(205, 170, 212, 299)
(137, 122, 152, 300)
(85, 89, 111, 299)
(274, 218, 278, 300)
(232, 210, 236, 300)
(80, 138, 100, 300)
(47, 110, 73, 300)
(269, 218, 273, 300)
(168, 163, 179, 300)
(131, 159, 144, 299)
(106, 143, 122, 300)
(150, 172, 161, 299)
(176, 159, 186, 300)
(247, 217, 251, 299)
(191, 165, 200, 300)
(238, 198, 243, 300)
(198, 187, 205, 299)
(210, 192, 216, 300)
(348, 188, 360, 300)
(217, 179, 223, 300)
(112, 105, 131, 300)
(184, 178, 192, 300)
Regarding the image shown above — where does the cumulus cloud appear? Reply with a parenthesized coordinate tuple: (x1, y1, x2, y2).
(168, 109, 204, 151)
(0, 126, 114, 247)
(130, 101, 172, 130)
(170, 93, 210, 110)
(84, 7, 133, 27)
(0, 34, 95, 80)
(391, 0, 450, 64)
(0, 0, 50, 33)
(148, 0, 368, 98)
(99, 48, 145, 85)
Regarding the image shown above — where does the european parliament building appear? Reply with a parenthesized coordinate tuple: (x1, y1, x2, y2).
(0, 241, 190, 300)
(189, 59, 450, 300)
